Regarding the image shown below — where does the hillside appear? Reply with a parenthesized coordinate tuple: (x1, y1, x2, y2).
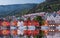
(27, 0, 60, 14)
(0, 4, 37, 17)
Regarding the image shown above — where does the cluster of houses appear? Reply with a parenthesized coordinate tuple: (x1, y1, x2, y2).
(0, 10, 60, 38)
(23, 10, 60, 38)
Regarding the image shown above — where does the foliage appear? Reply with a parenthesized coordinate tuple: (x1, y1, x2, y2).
(28, 0, 60, 13)
(34, 16, 44, 38)
(34, 16, 44, 25)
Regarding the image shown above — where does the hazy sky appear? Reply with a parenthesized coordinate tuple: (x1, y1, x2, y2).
(0, 0, 45, 5)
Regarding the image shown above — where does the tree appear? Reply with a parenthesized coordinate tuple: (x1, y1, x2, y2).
(34, 16, 44, 38)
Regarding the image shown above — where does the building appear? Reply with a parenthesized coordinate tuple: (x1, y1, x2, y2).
(43, 12, 60, 38)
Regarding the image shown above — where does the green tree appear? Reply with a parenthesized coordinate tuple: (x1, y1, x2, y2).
(34, 16, 44, 38)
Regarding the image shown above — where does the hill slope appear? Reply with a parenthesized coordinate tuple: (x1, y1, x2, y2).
(27, 0, 60, 14)
(0, 4, 37, 17)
